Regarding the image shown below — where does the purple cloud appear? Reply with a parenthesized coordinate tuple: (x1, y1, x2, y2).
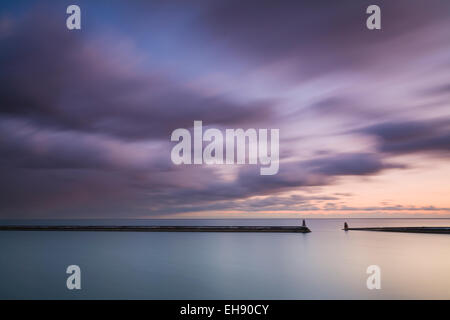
(0, 1, 449, 218)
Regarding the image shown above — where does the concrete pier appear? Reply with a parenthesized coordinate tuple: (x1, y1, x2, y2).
(0, 225, 311, 233)
(342, 222, 450, 234)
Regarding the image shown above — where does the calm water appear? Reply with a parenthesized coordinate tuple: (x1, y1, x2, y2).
(0, 219, 449, 299)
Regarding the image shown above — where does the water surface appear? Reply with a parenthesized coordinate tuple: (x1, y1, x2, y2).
(0, 219, 449, 299)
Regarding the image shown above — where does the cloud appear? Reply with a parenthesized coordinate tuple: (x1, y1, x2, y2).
(359, 119, 450, 156)
(0, 117, 172, 170)
(198, 0, 450, 79)
(0, 11, 274, 141)
(0, 1, 449, 218)
(144, 152, 404, 215)
(423, 84, 450, 96)
(304, 152, 405, 175)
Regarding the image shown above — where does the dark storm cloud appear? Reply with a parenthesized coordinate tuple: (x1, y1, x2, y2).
(359, 119, 450, 156)
(0, 12, 273, 141)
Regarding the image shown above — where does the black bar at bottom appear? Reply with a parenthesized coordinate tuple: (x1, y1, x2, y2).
(0, 300, 447, 319)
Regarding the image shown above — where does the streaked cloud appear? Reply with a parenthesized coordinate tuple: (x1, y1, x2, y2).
(0, 0, 449, 218)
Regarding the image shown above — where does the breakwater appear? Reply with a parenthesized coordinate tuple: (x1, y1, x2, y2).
(0, 225, 311, 233)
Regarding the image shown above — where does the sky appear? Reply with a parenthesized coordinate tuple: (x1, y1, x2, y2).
(0, 0, 449, 219)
